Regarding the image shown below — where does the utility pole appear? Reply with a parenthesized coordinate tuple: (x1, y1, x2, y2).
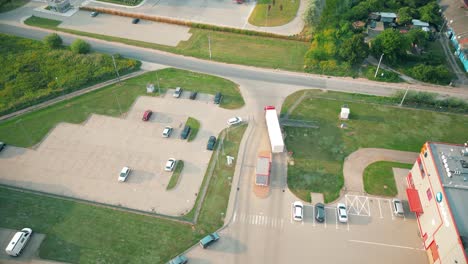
(111, 55, 121, 84)
(374, 53, 384, 78)
(155, 70, 161, 95)
(208, 35, 212, 60)
(399, 87, 410, 107)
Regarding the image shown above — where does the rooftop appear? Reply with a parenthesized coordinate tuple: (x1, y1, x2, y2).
(439, 0, 468, 41)
(429, 142, 468, 254)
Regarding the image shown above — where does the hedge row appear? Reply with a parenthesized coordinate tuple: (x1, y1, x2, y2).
(79, 6, 311, 42)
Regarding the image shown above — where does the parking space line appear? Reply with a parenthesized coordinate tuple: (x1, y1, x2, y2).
(233, 212, 237, 222)
(378, 199, 383, 218)
(281, 219, 284, 229)
(367, 197, 371, 217)
(312, 206, 316, 227)
(388, 200, 395, 220)
(348, 240, 425, 251)
(335, 208, 338, 229)
(255, 215, 259, 225)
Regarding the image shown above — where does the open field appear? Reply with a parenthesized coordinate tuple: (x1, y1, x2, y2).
(363, 161, 413, 197)
(24, 16, 309, 72)
(248, 0, 300, 27)
(283, 90, 468, 202)
(0, 68, 242, 148)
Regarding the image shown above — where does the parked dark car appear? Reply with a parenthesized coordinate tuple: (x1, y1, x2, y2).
(132, 18, 140, 24)
(167, 255, 188, 264)
(0, 142, 5, 152)
(142, 110, 152, 121)
(207, 136, 216, 150)
(189, 91, 198, 100)
(315, 203, 325, 223)
(214, 92, 222, 104)
(199, 232, 220, 248)
(180, 125, 191, 140)
(90, 11, 99, 17)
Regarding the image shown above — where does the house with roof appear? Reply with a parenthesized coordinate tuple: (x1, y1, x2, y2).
(412, 19, 430, 32)
(440, 0, 468, 72)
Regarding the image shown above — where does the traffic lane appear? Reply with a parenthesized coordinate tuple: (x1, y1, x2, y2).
(4, 23, 466, 99)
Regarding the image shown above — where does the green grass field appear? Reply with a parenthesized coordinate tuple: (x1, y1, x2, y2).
(0, 68, 242, 148)
(167, 161, 184, 190)
(248, 0, 300, 27)
(186, 117, 200, 142)
(363, 161, 413, 197)
(284, 90, 468, 202)
(24, 16, 309, 72)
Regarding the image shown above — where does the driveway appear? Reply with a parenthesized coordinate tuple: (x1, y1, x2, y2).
(343, 148, 419, 194)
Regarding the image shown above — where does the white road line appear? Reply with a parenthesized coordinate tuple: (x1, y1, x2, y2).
(233, 212, 237, 222)
(335, 208, 338, 229)
(312, 207, 316, 227)
(348, 240, 425, 251)
(281, 219, 284, 228)
(250, 215, 254, 224)
(367, 197, 371, 217)
(272, 218, 276, 228)
(388, 201, 395, 220)
(378, 199, 383, 218)
(261, 216, 265, 225)
(240, 214, 245, 222)
(255, 215, 259, 225)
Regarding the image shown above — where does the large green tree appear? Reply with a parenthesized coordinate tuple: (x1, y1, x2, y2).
(70, 39, 91, 54)
(339, 34, 369, 65)
(43, 33, 62, 49)
(397, 7, 416, 25)
(371, 29, 409, 64)
(419, 2, 442, 25)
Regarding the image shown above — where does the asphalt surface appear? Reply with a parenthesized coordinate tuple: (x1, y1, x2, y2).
(1, 23, 467, 100)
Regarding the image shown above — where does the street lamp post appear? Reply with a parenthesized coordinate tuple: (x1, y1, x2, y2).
(111, 55, 121, 84)
(374, 53, 384, 78)
(155, 70, 161, 96)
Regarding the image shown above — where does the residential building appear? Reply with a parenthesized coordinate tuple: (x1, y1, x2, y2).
(406, 142, 468, 264)
(440, 0, 468, 72)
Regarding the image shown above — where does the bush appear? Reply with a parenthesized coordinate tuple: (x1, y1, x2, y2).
(365, 66, 401, 82)
(43, 33, 62, 49)
(70, 39, 91, 54)
(407, 64, 453, 85)
(391, 91, 468, 113)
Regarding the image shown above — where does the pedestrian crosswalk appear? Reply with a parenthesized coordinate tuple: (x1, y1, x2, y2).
(233, 213, 285, 228)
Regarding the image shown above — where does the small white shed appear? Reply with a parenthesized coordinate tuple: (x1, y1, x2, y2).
(146, 83, 155, 93)
(340, 105, 350, 120)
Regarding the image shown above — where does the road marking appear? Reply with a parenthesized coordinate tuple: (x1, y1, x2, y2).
(378, 199, 383, 218)
(388, 200, 395, 220)
(281, 219, 284, 228)
(348, 240, 425, 251)
(255, 215, 259, 225)
(335, 208, 338, 229)
(312, 206, 316, 227)
(233, 212, 237, 222)
(240, 214, 245, 222)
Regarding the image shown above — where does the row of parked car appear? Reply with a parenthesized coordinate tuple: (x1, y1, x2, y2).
(172, 88, 223, 104)
(167, 232, 220, 264)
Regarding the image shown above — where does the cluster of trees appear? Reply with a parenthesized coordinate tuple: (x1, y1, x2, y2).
(0, 33, 140, 115)
(303, 0, 452, 84)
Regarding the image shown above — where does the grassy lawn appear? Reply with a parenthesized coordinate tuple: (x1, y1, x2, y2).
(248, 0, 300, 27)
(0, 187, 199, 264)
(95, 0, 143, 6)
(0, 0, 29, 13)
(0, 124, 248, 263)
(24, 16, 309, 72)
(363, 161, 412, 197)
(284, 90, 468, 203)
(0, 68, 242, 148)
(167, 161, 184, 190)
(197, 125, 247, 232)
(186, 117, 200, 142)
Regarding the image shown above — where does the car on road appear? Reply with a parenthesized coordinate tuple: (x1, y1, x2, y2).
(189, 91, 198, 100)
(207, 136, 216, 150)
(173, 87, 183, 98)
(392, 198, 404, 216)
(315, 203, 325, 223)
(142, 110, 152, 121)
(180, 125, 191, 140)
(165, 158, 176, 172)
(118, 166, 131, 182)
(337, 203, 348, 223)
(199, 232, 220, 248)
(90, 11, 99, 17)
(167, 255, 188, 264)
(132, 18, 140, 24)
(292, 201, 304, 221)
(162, 126, 173, 138)
(214, 92, 222, 104)
(0, 142, 6, 152)
(227, 117, 242, 126)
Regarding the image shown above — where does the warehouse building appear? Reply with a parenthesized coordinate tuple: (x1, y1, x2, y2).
(406, 142, 468, 264)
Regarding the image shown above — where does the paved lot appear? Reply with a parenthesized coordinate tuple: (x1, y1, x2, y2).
(59, 10, 192, 46)
(0, 228, 46, 262)
(0, 95, 240, 216)
(87, 0, 255, 30)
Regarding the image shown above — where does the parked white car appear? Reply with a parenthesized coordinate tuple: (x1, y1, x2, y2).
(292, 201, 304, 221)
(118, 166, 131, 182)
(337, 203, 348, 223)
(162, 126, 173, 138)
(227, 117, 242, 126)
(165, 158, 177, 172)
(173, 87, 183, 98)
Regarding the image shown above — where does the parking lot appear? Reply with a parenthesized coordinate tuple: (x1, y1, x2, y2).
(0, 94, 241, 216)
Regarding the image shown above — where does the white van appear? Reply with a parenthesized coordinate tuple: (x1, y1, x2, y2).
(392, 199, 404, 217)
(5, 228, 32, 257)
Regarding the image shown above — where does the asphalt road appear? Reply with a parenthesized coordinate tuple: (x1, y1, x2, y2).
(1, 23, 467, 100)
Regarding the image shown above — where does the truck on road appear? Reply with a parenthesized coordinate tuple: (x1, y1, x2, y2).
(264, 106, 284, 153)
(255, 151, 271, 186)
